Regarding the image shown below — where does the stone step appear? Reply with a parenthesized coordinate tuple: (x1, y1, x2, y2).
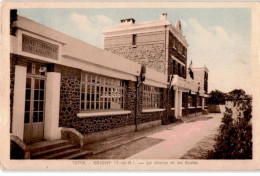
(63, 150, 93, 159)
(42, 148, 80, 159)
(31, 144, 77, 159)
(28, 140, 70, 154)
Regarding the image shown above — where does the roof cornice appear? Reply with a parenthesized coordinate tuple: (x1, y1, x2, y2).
(103, 20, 188, 48)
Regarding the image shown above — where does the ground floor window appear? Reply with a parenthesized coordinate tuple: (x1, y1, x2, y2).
(188, 95, 193, 107)
(182, 93, 188, 107)
(197, 96, 202, 106)
(205, 98, 208, 106)
(143, 85, 161, 109)
(80, 72, 125, 111)
(171, 88, 175, 108)
(188, 94, 197, 107)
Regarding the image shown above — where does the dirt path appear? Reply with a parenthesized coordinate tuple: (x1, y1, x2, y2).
(127, 113, 222, 159)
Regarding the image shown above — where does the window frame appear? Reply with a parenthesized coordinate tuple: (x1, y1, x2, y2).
(142, 85, 161, 109)
(132, 34, 137, 46)
(173, 37, 177, 49)
(80, 72, 126, 112)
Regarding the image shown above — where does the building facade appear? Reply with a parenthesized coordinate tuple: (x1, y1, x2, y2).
(103, 13, 209, 122)
(10, 11, 209, 149)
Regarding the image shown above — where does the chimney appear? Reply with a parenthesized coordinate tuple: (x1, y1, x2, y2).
(120, 18, 135, 25)
(160, 13, 167, 20)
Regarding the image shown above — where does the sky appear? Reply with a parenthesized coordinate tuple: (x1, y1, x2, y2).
(18, 8, 252, 94)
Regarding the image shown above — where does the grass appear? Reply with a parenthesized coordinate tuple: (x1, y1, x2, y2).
(180, 134, 216, 159)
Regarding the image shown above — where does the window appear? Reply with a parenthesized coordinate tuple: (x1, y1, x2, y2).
(143, 85, 161, 109)
(132, 34, 137, 45)
(183, 46, 187, 56)
(24, 62, 46, 126)
(188, 95, 193, 107)
(172, 60, 176, 74)
(182, 66, 185, 78)
(80, 73, 125, 111)
(197, 96, 201, 106)
(204, 72, 208, 93)
(173, 37, 177, 49)
(27, 62, 46, 76)
(193, 95, 197, 107)
(188, 95, 197, 107)
(182, 93, 186, 107)
(179, 43, 183, 54)
(177, 63, 181, 76)
(171, 89, 175, 108)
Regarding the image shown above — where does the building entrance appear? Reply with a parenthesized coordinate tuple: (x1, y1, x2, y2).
(23, 62, 46, 143)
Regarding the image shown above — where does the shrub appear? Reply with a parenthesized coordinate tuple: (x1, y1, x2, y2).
(208, 101, 252, 159)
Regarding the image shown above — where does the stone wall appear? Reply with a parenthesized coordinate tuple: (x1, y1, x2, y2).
(104, 32, 166, 74)
(55, 65, 164, 134)
(10, 55, 16, 133)
(54, 64, 82, 132)
(124, 81, 137, 126)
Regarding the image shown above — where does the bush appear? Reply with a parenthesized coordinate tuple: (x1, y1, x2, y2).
(208, 101, 252, 159)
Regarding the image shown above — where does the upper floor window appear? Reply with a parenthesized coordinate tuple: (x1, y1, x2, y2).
(81, 73, 125, 111)
(132, 34, 137, 45)
(178, 42, 183, 54)
(143, 85, 161, 109)
(204, 72, 208, 93)
(182, 66, 185, 78)
(177, 63, 181, 76)
(172, 60, 176, 74)
(173, 37, 177, 49)
(183, 46, 187, 56)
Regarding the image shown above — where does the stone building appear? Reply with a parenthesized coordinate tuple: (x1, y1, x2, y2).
(103, 13, 209, 121)
(9, 10, 209, 158)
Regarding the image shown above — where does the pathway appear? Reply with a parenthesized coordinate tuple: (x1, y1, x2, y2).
(127, 113, 222, 159)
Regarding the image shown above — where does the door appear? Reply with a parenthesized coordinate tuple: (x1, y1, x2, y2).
(24, 63, 46, 143)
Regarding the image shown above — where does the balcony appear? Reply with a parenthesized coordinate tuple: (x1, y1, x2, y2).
(171, 74, 203, 94)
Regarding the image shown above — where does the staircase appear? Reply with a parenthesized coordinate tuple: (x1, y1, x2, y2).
(27, 140, 92, 159)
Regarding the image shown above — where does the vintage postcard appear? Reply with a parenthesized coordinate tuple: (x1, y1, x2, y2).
(0, 1, 260, 170)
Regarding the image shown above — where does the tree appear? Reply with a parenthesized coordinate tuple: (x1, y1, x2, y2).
(227, 89, 246, 100)
(208, 90, 226, 105)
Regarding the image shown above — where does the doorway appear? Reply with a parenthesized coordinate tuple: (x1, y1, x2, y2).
(23, 62, 46, 143)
